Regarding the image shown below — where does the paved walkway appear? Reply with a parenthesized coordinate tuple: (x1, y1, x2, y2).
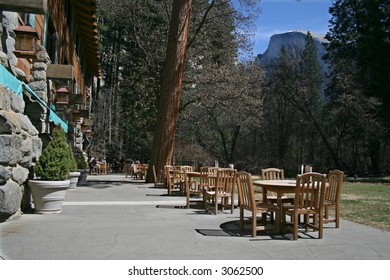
(1, 174, 390, 260)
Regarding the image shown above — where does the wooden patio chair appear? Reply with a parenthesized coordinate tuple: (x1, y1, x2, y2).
(203, 168, 235, 215)
(261, 168, 294, 217)
(138, 164, 148, 180)
(282, 172, 327, 240)
(152, 165, 165, 188)
(184, 169, 203, 208)
(198, 166, 211, 191)
(165, 165, 176, 195)
(324, 169, 344, 228)
(236, 171, 280, 237)
(98, 162, 108, 175)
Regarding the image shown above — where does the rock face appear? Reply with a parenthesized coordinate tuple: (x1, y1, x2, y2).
(257, 30, 330, 75)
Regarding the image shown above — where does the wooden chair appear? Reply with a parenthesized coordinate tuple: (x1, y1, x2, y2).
(98, 162, 108, 175)
(203, 168, 235, 215)
(165, 165, 175, 195)
(207, 167, 219, 189)
(172, 166, 184, 193)
(184, 169, 203, 208)
(282, 172, 327, 240)
(198, 166, 211, 191)
(152, 165, 165, 188)
(236, 171, 279, 237)
(261, 168, 294, 212)
(138, 164, 148, 180)
(124, 163, 132, 177)
(261, 168, 285, 180)
(324, 169, 344, 228)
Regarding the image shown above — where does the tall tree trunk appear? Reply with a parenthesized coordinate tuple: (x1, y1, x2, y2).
(146, 0, 192, 183)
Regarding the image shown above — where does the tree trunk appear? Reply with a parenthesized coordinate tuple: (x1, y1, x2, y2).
(146, 0, 192, 183)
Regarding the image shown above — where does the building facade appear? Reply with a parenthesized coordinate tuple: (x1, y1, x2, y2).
(0, 0, 101, 221)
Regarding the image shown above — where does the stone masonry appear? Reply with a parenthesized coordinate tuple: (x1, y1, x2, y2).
(0, 85, 42, 222)
(0, 12, 43, 222)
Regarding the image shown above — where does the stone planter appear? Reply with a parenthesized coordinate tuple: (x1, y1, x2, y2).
(77, 169, 89, 185)
(28, 180, 70, 214)
(68, 171, 81, 190)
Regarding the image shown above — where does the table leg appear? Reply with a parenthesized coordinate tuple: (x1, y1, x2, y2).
(262, 190, 267, 225)
(275, 193, 282, 234)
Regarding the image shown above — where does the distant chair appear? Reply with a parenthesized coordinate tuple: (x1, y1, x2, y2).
(261, 168, 284, 180)
(98, 162, 107, 175)
(324, 169, 344, 228)
(165, 165, 175, 195)
(138, 164, 148, 180)
(203, 168, 235, 215)
(261, 168, 294, 207)
(198, 166, 211, 191)
(152, 165, 165, 188)
(184, 169, 203, 208)
(236, 171, 279, 236)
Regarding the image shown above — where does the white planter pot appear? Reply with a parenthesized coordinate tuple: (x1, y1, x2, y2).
(68, 171, 81, 190)
(28, 180, 70, 214)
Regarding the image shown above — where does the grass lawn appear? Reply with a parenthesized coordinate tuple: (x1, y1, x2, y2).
(340, 182, 390, 231)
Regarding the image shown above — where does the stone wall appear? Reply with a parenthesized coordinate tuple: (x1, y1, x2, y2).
(0, 85, 42, 222)
(0, 11, 43, 222)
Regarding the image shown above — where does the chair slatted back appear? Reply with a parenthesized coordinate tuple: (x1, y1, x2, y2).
(236, 171, 256, 212)
(295, 172, 327, 211)
(261, 168, 284, 180)
(164, 165, 174, 194)
(326, 169, 344, 203)
(207, 167, 219, 188)
(199, 166, 210, 189)
(215, 168, 235, 195)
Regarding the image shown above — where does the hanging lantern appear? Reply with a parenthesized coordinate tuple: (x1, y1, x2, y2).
(55, 87, 70, 105)
(13, 25, 38, 59)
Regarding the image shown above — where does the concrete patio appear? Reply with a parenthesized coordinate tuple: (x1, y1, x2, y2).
(1, 174, 389, 260)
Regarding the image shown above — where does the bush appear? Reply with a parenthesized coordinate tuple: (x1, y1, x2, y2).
(76, 154, 88, 169)
(34, 126, 72, 180)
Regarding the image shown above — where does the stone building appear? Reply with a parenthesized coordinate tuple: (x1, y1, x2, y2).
(0, 0, 101, 222)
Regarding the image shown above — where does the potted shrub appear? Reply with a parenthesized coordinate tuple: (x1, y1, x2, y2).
(28, 126, 71, 214)
(76, 154, 89, 185)
(68, 145, 80, 190)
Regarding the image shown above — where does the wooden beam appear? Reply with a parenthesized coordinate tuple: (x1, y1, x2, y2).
(46, 64, 73, 80)
(0, 0, 47, 14)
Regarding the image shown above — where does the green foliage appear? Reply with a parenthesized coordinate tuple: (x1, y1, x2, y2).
(68, 145, 77, 172)
(34, 126, 72, 180)
(324, 0, 389, 172)
(76, 154, 88, 169)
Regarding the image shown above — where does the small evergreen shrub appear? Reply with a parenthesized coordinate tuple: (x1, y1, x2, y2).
(76, 154, 88, 169)
(34, 126, 72, 180)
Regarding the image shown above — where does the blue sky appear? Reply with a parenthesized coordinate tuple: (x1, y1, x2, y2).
(253, 0, 332, 55)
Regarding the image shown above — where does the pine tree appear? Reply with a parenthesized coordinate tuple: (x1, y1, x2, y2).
(325, 0, 390, 171)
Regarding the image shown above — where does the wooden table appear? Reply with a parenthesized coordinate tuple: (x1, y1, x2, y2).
(253, 179, 296, 233)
